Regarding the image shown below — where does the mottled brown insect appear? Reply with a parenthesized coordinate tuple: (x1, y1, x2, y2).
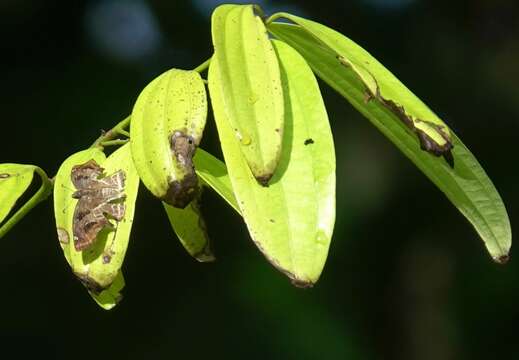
(163, 131, 199, 208)
(71, 160, 126, 251)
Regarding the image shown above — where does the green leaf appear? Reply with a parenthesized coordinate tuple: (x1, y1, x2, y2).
(211, 4, 284, 184)
(163, 193, 215, 262)
(54, 148, 106, 263)
(268, 21, 511, 262)
(0, 163, 51, 239)
(53, 144, 139, 309)
(208, 39, 336, 285)
(0, 164, 35, 225)
(90, 271, 125, 310)
(193, 148, 239, 213)
(130, 69, 207, 208)
(268, 14, 453, 164)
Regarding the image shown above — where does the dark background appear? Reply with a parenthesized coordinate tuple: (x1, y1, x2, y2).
(1, 0, 518, 359)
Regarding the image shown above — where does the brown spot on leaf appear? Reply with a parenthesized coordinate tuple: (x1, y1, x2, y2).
(494, 254, 510, 265)
(255, 174, 272, 187)
(0, 173, 10, 179)
(363, 89, 374, 104)
(56, 227, 70, 245)
(171, 131, 196, 166)
(102, 254, 112, 264)
(290, 278, 314, 289)
(163, 173, 199, 208)
(336, 56, 454, 167)
(252, 238, 317, 288)
(74, 272, 106, 294)
(382, 98, 454, 167)
(165, 131, 199, 208)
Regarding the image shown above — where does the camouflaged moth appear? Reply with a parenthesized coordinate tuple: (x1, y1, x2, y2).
(71, 160, 126, 251)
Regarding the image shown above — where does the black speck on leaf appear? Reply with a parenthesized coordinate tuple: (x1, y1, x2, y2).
(304, 138, 314, 145)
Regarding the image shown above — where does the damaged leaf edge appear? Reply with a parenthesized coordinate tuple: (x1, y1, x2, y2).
(267, 16, 454, 166)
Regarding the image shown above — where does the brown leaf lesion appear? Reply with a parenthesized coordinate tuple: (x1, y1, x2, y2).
(337, 55, 454, 167)
(381, 96, 454, 167)
(74, 272, 107, 294)
(163, 130, 199, 209)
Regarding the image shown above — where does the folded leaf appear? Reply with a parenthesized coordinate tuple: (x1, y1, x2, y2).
(163, 193, 214, 262)
(211, 4, 284, 184)
(53, 144, 139, 309)
(130, 69, 207, 208)
(0, 164, 36, 225)
(268, 21, 511, 262)
(208, 39, 336, 286)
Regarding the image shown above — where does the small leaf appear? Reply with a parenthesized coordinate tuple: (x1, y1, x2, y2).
(208, 39, 336, 286)
(130, 69, 207, 208)
(53, 144, 139, 309)
(0, 164, 36, 225)
(193, 148, 239, 213)
(268, 21, 511, 262)
(163, 193, 215, 262)
(211, 4, 284, 184)
(90, 271, 125, 310)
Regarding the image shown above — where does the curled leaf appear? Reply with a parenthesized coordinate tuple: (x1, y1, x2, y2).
(0, 163, 51, 239)
(211, 4, 284, 184)
(163, 191, 214, 262)
(53, 144, 139, 309)
(130, 69, 207, 208)
(0, 164, 36, 225)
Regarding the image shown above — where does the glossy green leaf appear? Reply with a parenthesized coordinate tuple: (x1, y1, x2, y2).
(268, 21, 511, 262)
(193, 148, 239, 213)
(53, 144, 139, 309)
(211, 4, 284, 184)
(163, 193, 214, 262)
(131, 68, 207, 208)
(208, 39, 336, 285)
(0, 164, 35, 225)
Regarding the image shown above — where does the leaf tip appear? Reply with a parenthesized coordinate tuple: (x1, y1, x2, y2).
(493, 254, 510, 265)
(255, 173, 273, 187)
(290, 278, 315, 288)
(194, 250, 216, 263)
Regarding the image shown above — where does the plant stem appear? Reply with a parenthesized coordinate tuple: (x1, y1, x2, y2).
(101, 139, 129, 147)
(0, 167, 53, 238)
(91, 116, 131, 149)
(193, 58, 212, 74)
(116, 128, 130, 137)
(264, 12, 290, 25)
